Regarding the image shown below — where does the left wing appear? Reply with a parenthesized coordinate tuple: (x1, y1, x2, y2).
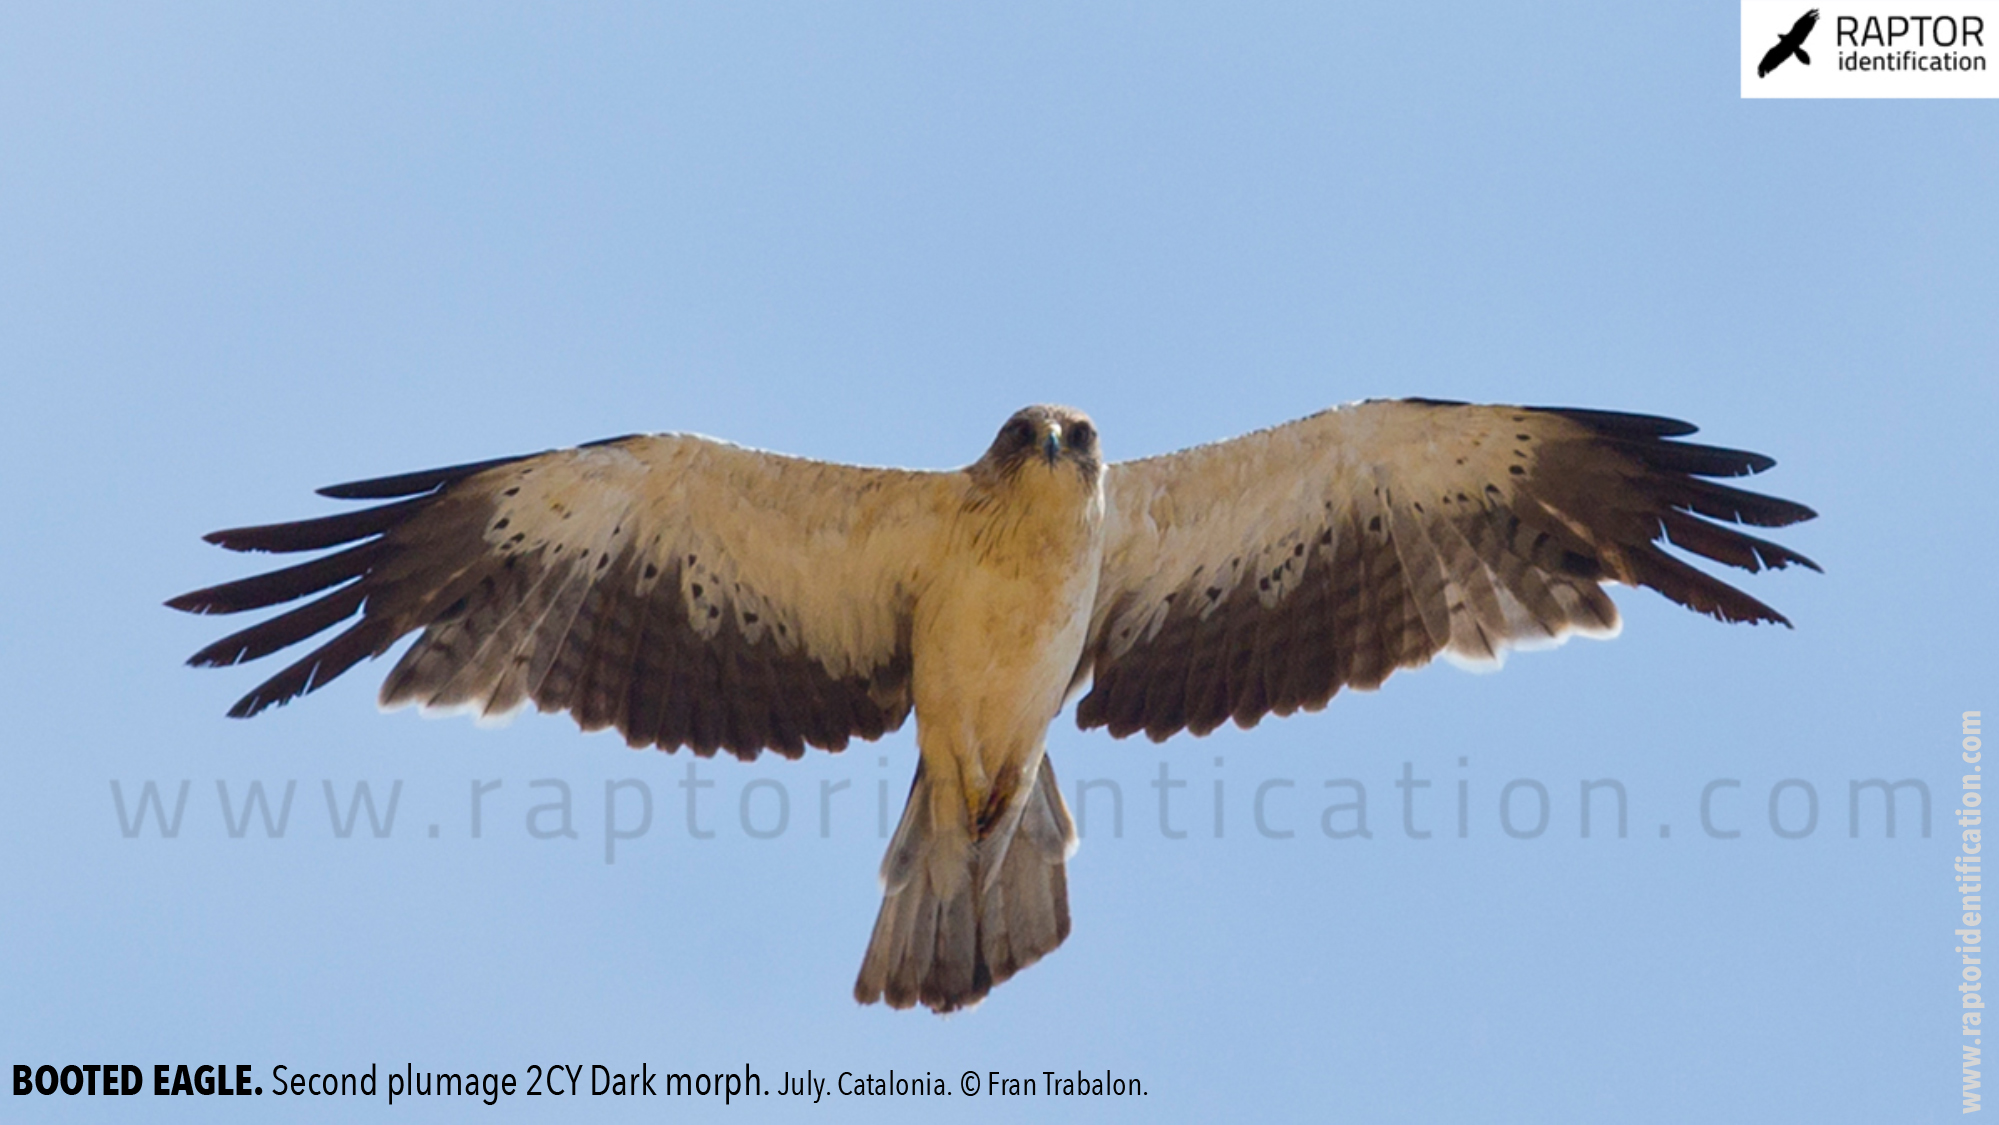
(1071, 400, 1818, 741)
(169, 435, 953, 759)
(1757, 40, 1792, 77)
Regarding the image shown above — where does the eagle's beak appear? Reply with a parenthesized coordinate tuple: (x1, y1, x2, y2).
(1041, 422, 1062, 464)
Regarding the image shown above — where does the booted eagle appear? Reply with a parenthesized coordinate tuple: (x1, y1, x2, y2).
(170, 399, 1816, 1012)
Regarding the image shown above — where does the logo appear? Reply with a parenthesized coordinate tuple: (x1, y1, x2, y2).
(1742, 1, 1999, 98)
(1758, 8, 1821, 76)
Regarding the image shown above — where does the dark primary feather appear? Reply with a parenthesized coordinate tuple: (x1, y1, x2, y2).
(198, 496, 434, 554)
(314, 453, 542, 500)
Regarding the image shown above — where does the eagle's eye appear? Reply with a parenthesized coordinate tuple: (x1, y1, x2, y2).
(1068, 421, 1094, 449)
(1004, 419, 1035, 448)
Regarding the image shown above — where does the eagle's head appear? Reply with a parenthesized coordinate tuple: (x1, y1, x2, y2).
(976, 404, 1101, 488)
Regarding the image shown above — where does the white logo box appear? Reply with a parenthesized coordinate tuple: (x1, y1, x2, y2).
(1742, 1, 1999, 97)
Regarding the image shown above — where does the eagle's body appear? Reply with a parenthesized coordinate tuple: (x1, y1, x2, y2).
(171, 398, 1817, 1012)
(917, 418, 1104, 813)
(867, 409, 1103, 1007)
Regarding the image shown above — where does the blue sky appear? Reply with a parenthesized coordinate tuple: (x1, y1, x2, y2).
(3, 3, 1993, 1122)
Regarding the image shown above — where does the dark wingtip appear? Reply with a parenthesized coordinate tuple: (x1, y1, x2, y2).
(1539, 406, 1699, 439)
(182, 447, 545, 720)
(198, 496, 432, 554)
(203, 529, 264, 552)
(215, 621, 389, 719)
(314, 453, 532, 500)
(1739, 610, 1796, 630)
(226, 692, 278, 719)
(166, 542, 382, 618)
(577, 433, 646, 450)
(1717, 603, 1793, 628)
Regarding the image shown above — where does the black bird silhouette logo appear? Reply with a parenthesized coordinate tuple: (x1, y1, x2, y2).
(1758, 9, 1820, 77)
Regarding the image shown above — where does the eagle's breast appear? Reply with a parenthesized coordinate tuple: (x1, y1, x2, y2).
(910, 463, 1106, 790)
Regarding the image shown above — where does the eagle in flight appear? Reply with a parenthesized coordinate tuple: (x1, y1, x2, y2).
(1758, 8, 1820, 78)
(171, 399, 1816, 1012)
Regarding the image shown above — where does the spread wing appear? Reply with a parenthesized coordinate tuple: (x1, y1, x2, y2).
(1072, 400, 1818, 741)
(1757, 40, 1792, 77)
(1791, 9, 1820, 41)
(170, 435, 953, 759)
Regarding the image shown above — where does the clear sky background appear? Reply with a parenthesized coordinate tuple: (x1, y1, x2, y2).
(3, 3, 1993, 1122)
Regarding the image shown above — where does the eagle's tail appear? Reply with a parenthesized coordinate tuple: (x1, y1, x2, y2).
(1796, 47, 1811, 65)
(854, 755, 1075, 1013)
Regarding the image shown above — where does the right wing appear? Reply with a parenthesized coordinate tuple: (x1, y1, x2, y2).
(169, 435, 955, 759)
